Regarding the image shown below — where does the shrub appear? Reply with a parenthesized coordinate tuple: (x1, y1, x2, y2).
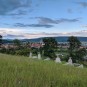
(15, 49, 30, 56)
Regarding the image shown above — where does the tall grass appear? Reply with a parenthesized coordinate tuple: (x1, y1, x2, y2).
(0, 53, 87, 87)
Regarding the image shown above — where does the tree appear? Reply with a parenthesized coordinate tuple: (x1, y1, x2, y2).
(67, 36, 81, 57)
(13, 39, 21, 47)
(67, 36, 86, 62)
(0, 35, 2, 46)
(76, 48, 87, 61)
(68, 36, 81, 51)
(43, 37, 57, 60)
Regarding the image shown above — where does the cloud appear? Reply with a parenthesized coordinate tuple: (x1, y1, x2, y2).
(67, 30, 87, 37)
(3, 30, 87, 39)
(0, 28, 25, 36)
(13, 17, 79, 28)
(0, 0, 32, 15)
(36, 17, 58, 24)
(36, 17, 79, 25)
(7, 10, 28, 16)
(14, 23, 54, 28)
(14, 23, 28, 27)
(28, 24, 53, 28)
(5, 34, 24, 39)
(76, 2, 87, 8)
(56, 18, 79, 23)
(1, 28, 87, 39)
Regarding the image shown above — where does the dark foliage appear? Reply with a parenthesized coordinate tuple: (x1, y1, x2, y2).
(67, 36, 86, 62)
(43, 37, 57, 60)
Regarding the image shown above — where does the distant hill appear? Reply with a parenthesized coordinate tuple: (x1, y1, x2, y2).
(21, 36, 87, 42)
(2, 39, 13, 44)
(3, 36, 87, 43)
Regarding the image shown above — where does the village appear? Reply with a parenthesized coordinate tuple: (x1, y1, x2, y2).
(1, 40, 87, 49)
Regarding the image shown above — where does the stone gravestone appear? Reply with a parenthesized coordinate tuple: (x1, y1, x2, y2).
(55, 56, 61, 63)
(32, 56, 37, 59)
(78, 64, 83, 68)
(44, 58, 50, 61)
(68, 57, 73, 65)
(38, 52, 41, 59)
(29, 52, 32, 58)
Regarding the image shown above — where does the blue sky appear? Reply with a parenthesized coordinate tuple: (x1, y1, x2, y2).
(0, 0, 87, 39)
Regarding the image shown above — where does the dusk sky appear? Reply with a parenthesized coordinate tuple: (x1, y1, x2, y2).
(0, 0, 87, 39)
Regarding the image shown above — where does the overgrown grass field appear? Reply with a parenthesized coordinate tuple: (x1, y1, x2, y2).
(0, 53, 87, 87)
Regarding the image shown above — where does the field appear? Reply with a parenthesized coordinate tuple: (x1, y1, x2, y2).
(0, 53, 87, 87)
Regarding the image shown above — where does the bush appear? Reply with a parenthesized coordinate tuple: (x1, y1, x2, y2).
(0, 48, 15, 55)
(0, 48, 6, 53)
(44, 49, 57, 60)
(15, 49, 30, 56)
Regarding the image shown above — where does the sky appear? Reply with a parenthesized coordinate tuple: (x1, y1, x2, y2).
(0, 0, 87, 39)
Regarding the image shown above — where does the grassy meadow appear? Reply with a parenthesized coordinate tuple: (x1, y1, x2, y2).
(0, 53, 87, 87)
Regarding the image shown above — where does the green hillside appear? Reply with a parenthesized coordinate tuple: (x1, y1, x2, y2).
(0, 53, 87, 87)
